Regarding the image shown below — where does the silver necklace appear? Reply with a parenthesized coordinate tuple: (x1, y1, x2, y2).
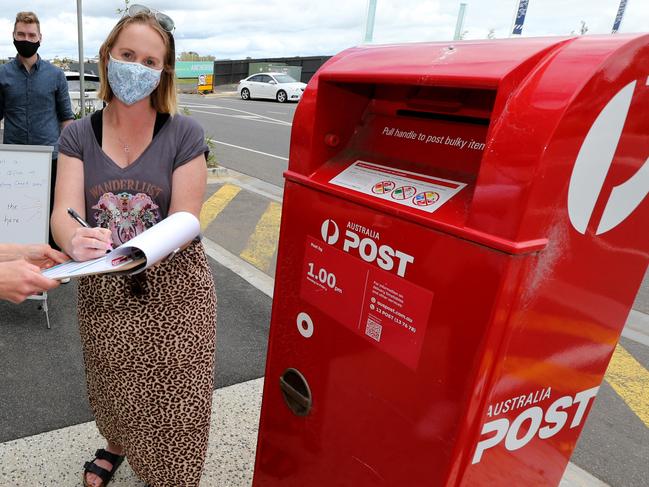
(106, 106, 131, 154)
(117, 136, 130, 153)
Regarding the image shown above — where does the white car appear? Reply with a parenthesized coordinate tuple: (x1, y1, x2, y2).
(238, 72, 306, 103)
(65, 72, 104, 116)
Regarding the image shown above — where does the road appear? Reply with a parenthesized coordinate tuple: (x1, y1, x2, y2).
(179, 93, 294, 187)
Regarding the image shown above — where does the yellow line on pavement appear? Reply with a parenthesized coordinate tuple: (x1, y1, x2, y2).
(605, 344, 649, 427)
(200, 184, 241, 231)
(240, 201, 282, 273)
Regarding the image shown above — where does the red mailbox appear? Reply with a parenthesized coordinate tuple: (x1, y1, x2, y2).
(253, 35, 649, 486)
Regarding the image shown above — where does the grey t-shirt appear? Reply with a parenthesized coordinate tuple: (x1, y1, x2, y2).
(58, 113, 207, 246)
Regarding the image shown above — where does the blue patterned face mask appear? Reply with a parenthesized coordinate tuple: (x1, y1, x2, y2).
(107, 54, 163, 106)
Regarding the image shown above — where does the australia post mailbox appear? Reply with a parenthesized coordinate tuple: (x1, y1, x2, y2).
(253, 35, 649, 486)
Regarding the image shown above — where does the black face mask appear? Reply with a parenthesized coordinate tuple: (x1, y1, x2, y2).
(13, 39, 40, 58)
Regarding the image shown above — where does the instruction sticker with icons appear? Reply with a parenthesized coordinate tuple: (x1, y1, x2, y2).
(329, 160, 466, 213)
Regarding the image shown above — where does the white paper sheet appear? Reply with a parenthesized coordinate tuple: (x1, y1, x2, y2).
(111, 211, 199, 273)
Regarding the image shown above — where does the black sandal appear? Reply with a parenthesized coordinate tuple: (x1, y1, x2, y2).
(82, 448, 125, 487)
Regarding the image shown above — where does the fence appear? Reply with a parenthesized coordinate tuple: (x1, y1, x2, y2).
(212, 56, 331, 86)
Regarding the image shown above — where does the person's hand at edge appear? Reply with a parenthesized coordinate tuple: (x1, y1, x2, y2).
(0, 260, 60, 303)
(18, 244, 69, 269)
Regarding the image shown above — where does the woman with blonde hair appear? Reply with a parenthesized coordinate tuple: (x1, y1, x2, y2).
(51, 5, 217, 486)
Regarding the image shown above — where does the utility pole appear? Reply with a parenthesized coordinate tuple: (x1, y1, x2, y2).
(76, 0, 85, 117)
(363, 0, 377, 43)
(453, 3, 467, 41)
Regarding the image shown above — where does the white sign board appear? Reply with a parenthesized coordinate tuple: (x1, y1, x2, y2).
(0, 144, 53, 244)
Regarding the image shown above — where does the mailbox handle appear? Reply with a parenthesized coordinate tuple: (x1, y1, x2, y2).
(279, 368, 312, 416)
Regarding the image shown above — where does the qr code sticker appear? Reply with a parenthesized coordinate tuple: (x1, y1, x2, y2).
(365, 319, 382, 342)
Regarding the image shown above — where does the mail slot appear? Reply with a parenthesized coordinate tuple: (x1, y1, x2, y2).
(253, 35, 649, 486)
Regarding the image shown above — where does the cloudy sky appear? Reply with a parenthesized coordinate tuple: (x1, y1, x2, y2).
(0, 0, 646, 60)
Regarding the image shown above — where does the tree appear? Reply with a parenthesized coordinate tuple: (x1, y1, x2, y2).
(180, 51, 200, 61)
(178, 52, 215, 62)
(487, 28, 496, 39)
(116, 0, 131, 15)
(571, 20, 588, 36)
(52, 56, 75, 70)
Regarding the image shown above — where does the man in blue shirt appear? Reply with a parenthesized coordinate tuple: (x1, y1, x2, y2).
(0, 11, 75, 248)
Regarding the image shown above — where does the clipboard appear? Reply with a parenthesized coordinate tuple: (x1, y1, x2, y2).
(43, 211, 200, 280)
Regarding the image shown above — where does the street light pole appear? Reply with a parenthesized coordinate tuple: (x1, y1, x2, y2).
(363, 0, 377, 43)
(76, 0, 85, 117)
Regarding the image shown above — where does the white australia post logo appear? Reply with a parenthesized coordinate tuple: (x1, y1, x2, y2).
(568, 79, 649, 235)
(320, 219, 339, 245)
(320, 219, 415, 277)
(472, 386, 599, 464)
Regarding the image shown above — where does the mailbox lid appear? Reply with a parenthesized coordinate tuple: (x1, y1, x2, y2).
(317, 37, 570, 89)
(289, 36, 573, 182)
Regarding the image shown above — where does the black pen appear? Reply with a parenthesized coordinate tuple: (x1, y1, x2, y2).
(67, 207, 90, 228)
(68, 207, 113, 252)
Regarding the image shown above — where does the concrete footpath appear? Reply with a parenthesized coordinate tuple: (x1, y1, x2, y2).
(0, 376, 610, 487)
(0, 379, 263, 486)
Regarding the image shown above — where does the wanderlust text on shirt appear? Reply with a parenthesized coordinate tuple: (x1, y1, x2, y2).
(89, 179, 163, 200)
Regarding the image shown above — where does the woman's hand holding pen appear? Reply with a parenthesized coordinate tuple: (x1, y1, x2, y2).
(66, 208, 114, 261)
(69, 227, 113, 261)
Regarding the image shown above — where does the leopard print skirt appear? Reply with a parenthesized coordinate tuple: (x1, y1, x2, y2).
(77, 241, 217, 487)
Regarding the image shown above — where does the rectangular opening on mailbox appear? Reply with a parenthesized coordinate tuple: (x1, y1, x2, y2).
(311, 81, 497, 226)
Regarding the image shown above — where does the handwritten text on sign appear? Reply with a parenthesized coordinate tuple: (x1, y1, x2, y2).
(1, 158, 46, 227)
(0, 145, 52, 244)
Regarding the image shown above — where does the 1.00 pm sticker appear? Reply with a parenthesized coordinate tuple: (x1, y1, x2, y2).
(306, 262, 342, 294)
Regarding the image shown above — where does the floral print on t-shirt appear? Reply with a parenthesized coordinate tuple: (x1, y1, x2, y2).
(92, 192, 160, 245)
